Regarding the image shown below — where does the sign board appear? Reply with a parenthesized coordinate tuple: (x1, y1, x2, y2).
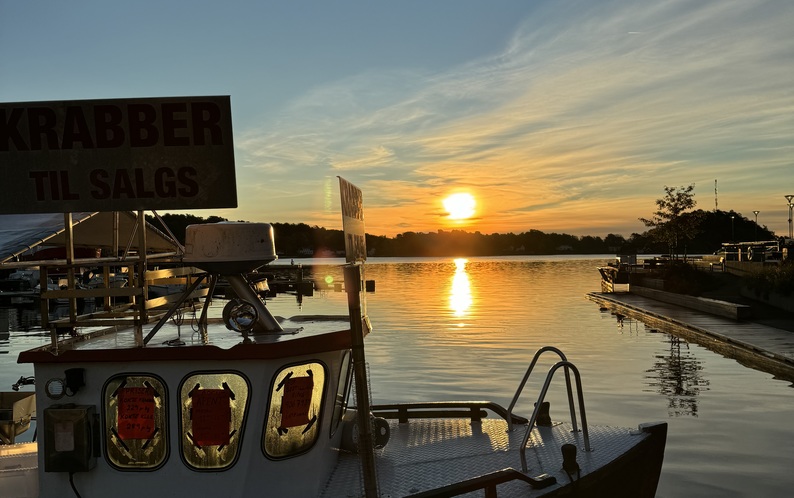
(0, 96, 237, 214)
(338, 176, 366, 263)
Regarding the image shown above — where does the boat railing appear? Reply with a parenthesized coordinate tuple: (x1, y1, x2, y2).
(403, 467, 556, 497)
(519, 360, 591, 473)
(370, 401, 528, 425)
(505, 346, 577, 433)
(31, 258, 209, 349)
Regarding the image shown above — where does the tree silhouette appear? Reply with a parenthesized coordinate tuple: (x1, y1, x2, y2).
(639, 185, 701, 258)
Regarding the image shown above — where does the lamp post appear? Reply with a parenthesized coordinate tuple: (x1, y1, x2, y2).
(753, 210, 760, 241)
(731, 215, 735, 242)
(786, 195, 794, 240)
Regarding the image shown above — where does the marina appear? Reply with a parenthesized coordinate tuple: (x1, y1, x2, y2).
(0, 173, 668, 497)
(0, 93, 791, 496)
(3, 256, 794, 496)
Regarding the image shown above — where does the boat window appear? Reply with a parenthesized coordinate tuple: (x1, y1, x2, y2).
(103, 374, 168, 470)
(179, 371, 250, 471)
(263, 361, 326, 459)
(330, 351, 352, 437)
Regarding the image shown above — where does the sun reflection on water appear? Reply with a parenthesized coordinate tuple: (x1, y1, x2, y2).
(449, 258, 472, 321)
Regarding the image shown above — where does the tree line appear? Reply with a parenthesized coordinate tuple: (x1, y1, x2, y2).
(149, 206, 776, 258)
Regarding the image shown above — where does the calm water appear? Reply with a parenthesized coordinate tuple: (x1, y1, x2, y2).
(2, 256, 793, 497)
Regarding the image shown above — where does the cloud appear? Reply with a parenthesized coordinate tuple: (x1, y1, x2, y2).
(236, 0, 794, 236)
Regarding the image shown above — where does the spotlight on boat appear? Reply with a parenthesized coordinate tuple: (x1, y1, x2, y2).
(222, 299, 258, 332)
(184, 222, 283, 333)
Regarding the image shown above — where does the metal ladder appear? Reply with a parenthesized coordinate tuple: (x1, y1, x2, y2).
(505, 346, 592, 472)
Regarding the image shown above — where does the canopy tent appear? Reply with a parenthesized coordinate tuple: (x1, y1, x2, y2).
(0, 212, 180, 264)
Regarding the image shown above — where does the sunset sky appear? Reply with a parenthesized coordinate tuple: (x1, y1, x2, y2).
(2, 0, 792, 238)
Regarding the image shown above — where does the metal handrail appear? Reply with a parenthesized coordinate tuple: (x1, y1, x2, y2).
(371, 401, 529, 425)
(506, 346, 577, 433)
(519, 360, 591, 473)
(404, 467, 556, 497)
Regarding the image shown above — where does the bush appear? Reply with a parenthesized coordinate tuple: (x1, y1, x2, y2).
(747, 261, 794, 298)
(660, 261, 722, 296)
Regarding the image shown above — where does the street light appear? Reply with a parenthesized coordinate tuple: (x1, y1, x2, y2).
(786, 195, 794, 239)
(753, 210, 760, 241)
(731, 215, 735, 242)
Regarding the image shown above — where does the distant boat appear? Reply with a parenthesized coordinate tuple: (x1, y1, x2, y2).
(0, 269, 59, 304)
(703, 240, 784, 264)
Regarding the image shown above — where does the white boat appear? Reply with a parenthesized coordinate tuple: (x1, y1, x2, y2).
(1, 180, 666, 498)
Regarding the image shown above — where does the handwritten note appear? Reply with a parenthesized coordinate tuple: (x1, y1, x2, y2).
(280, 376, 314, 428)
(117, 387, 156, 440)
(192, 389, 231, 446)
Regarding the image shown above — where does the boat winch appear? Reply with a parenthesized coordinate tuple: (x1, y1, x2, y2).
(183, 222, 283, 333)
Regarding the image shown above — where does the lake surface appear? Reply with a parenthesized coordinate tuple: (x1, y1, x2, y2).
(2, 255, 792, 497)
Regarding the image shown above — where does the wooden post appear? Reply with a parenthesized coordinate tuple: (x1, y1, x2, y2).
(108, 211, 118, 311)
(102, 265, 111, 310)
(39, 265, 50, 332)
(113, 211, 119, 257)
(63, 213, 77, 325)
(135, 210, 147, 346)
(344, 264, 378, 497)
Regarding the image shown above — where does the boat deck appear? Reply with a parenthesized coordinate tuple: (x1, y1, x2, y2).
(323, 418, 655, 497)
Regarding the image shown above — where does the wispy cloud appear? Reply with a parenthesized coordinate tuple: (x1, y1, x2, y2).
(236, 0, 794, 236)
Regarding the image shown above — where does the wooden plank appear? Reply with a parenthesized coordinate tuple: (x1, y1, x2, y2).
(145, 288, 209, 310)
(145, 266, 206, 280)
(41, 287, 143, 299)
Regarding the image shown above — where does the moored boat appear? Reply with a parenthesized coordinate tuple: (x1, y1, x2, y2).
(1, 179, 666, 498)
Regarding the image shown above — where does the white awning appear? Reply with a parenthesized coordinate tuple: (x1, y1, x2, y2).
(0, 212, 179, 264)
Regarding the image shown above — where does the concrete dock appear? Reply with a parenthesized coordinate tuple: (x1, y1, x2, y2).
(586, 291, 794, 382)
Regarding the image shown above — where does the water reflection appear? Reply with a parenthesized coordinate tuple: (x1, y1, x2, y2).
(449, 258, 471, 320)
(646, 335, 710, 417)
(614, 313, 642, 334)
(0, 305, 39, 333)
(0, 302, 98, 335)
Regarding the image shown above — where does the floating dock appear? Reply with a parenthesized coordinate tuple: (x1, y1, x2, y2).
(586, 291, 794, 382)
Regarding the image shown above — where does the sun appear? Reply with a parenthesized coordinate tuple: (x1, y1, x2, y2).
(443, 193, 476, 220)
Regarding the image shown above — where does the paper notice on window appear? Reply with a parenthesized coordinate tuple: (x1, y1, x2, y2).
(280, 376, 314, 428)
(117, 386, 156, 440)
(191, 389, 231, 446)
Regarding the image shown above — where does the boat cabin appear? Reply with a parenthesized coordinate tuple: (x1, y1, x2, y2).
(14, 221, 362, 497)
